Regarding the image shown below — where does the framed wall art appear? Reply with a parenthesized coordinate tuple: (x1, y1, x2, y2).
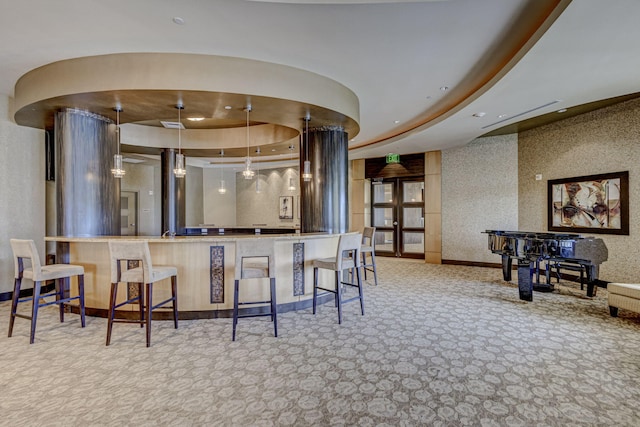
(279, 196, 293, 219)
(548, 171, 629, 235)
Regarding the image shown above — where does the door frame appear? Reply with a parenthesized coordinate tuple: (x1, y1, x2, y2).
(121, 190, 139, 236)
(370, 177, 424, 259)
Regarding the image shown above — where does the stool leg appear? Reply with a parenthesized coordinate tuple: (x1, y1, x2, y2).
(145, 282, 152, 347)
(106, 282, 118, 346)
(171, 275, 178, 329)
(138, 283, 144, 328)
(312, 268, 318, 315)
(8, 277, 22, 338)
(57, 278, 65, 323)
(78, 275, 86, 328)
(609, 306, 619, 317)
(336, 271, 343, 325)
(362, 253, 368, 280)
(370, 252, 378, 286)
(357, 266, 365, 316)
(30, 281, 42, 344)
(232, 279, 240, 341)
(270, 278, 278, 338)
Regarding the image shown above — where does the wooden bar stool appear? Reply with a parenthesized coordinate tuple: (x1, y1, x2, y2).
(233, 239, 278, 341)
(107, 240, 178, 347)
(313, 233, 364, 324)
(8, 239, 86, 344)
(361, 226, 378, 286)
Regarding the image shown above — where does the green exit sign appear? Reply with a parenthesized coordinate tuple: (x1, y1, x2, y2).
(386, 153, 400, 164)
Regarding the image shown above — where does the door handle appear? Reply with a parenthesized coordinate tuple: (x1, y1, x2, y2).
(393, 221, 398, 226)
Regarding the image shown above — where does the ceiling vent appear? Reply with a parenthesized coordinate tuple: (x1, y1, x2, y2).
(481, 100, 561, 129)
(160, 121, 185, 129)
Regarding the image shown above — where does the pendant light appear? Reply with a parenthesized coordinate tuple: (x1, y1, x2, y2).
(242, 105, 255, 179)
(255, 147, 261, 193)
(288, 144, 296, 191)
(173, 104, 186, 178)
(218, 150, 227, 194)
(111, 107, 125, 178)
(301, 114, 312, 181)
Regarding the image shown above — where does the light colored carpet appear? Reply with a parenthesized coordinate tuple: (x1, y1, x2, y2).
(1, 258, 639, 426)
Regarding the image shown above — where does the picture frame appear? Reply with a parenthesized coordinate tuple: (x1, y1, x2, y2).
(548, 171, 629, 235)
(279, 196, 294, 219)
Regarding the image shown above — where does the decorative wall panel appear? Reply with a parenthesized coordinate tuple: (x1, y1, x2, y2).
(210, 246, 225, 303)
(293, 242, 305, 296)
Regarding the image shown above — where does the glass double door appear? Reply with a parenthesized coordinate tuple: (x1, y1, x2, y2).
(371, 178, 424, 258)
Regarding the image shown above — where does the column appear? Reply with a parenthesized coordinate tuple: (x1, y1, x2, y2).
(161, 148, 186, 235)
(55, 109, 119, 236)
(300, 126, 349, 234)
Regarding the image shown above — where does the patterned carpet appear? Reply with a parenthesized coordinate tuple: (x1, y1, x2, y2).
(1, 258, 639, 426)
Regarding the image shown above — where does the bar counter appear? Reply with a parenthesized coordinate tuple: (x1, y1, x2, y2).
(46, 233, 343, 319)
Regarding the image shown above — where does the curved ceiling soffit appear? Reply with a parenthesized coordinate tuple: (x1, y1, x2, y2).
(350, 0, 571, 152)
(13, 53, 360, 158)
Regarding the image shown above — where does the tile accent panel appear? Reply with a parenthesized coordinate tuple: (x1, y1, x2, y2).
(210, 246, 225, 303)
(293, 242, 305, 296)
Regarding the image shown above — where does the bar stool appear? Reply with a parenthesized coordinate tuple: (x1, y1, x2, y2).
(8, 239, 86, 344)
(233, 239, 277, 341)
(313, 233, 364, 324)
(361, 226, 378, 286)
(107, 240, 178, 347)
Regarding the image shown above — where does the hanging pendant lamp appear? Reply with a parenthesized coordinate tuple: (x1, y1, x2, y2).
(255, 147, 261, 193)
(173, 104, 186, 178)
(218, 150, 227, 194)
(301, 114, 312, 181)
(242, 105, 255, 179)
(111, 107, 125, 178)
(288, 144, 296, 191)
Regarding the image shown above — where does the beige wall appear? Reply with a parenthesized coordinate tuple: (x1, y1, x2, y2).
(0, 95, 45, 294)
(186, 165, 203, 227)
(442, 134, 519, 263)
(203, 167, 237, 226)
(236, 167, 300, 227)
(519, 98, 640, 283)
(122, 162, 159, 235)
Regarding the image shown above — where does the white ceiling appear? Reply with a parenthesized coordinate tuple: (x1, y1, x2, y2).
(1, 0, 639, 162)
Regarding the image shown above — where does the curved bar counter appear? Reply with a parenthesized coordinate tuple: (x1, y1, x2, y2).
(46, 233, 345, 319)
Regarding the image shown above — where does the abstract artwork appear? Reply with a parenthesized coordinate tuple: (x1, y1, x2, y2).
(279, 196, 293, 219)
(548, 171, 629, 235)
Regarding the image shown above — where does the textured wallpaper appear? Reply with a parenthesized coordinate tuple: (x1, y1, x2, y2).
(519, 98, 640, 283)
(442, 134, 518, 263)
(0, 95, 45, 294)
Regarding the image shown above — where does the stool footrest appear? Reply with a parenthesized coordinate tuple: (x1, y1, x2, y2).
(237, 312, 274, 319)
(113, 296, 142, 310)
(12, 313, 32, 320)
(149, 297, 176, 311)
(238, 300, 272, 306)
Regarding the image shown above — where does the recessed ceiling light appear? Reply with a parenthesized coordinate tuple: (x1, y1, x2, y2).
(497, 114, 508, 119)
(394, 120, 400, 124)
(440, 86, 449, 92)
(224, 105, 232, 110)
(187, 117, 205, 121)
(172, 17, 185, 25)
(557, 108, 567, 113)
(473, 112, 486, 118)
